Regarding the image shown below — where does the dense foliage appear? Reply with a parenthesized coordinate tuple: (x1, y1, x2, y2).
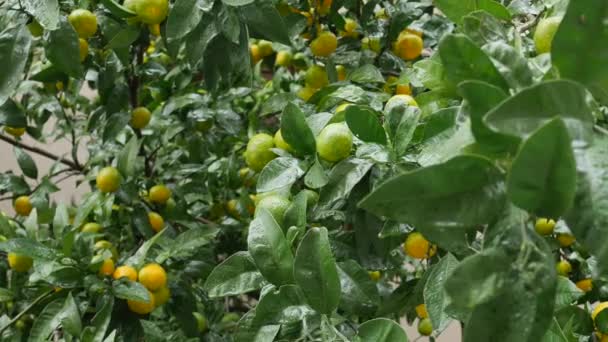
(0, 0, 607, 341)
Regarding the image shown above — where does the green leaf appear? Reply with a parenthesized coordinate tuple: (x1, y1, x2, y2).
(124, 228, 166, 269)
(61, 293, 82, 336)
(247, 208, 294, 286)
(462, 11, 509, 46)
(484, 80, 595, 145)
(24, 0, 60, 30)
(253, 285, 315, 327)
(203, 251, 265, 298)
(294, 227, 341, 315)
(347, 64, 384, 84)
(434, 0, 511, 24)
(44, 18, 82, 78)
(280, 103, 316, 155)
(166, 0, 203, 40)
(117, 135, 140, 178)
(438, 34, 509, 91)
(73, 191, 103, 228)
(304, 159, 328, 189)
(107, 25, 140, 49)
(100, 0, 136, 18)
(257, 157, 305, 193)
(283, 191, 308, 232)
(424, 254, 459, 331)
(223, 0, 254, 6)
(28, 298, 65, 342)
(552, 0, 608, 103)
(81, 296, 114, 342)
(0, 99, 27, 127)
(337, 260, 379, 316)
(261, 93, 297, 116)
(0, 25, 31, 105)
(482, 42, 534, 90)
(359, 155, 505, 235)
(241, 0, 291, 45)
(355, 318, 409, 342)
(0, 288, 13, 302)
(507, 118, 576, 218)
(345, 106, 387, 145)
(112, 279, 151, 302)
(317, 158, 373, 211)
(14, 147, 38, 179)
(384, 106, 421, 157)
(554, 277, 584, 310)
(0, 238, 57, 259)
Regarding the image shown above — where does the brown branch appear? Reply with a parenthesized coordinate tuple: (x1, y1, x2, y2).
(0, 134, 83, 172)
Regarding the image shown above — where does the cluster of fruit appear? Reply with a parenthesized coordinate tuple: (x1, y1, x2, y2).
(113, 263, 170, 314)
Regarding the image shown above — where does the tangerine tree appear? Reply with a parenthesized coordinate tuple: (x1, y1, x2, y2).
(0, 0, 607, 341)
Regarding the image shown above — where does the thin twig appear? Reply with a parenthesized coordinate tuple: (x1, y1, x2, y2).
(0, 290, 54, 334)
(594, 125, 608, 135)
(0, 134, 83, 172)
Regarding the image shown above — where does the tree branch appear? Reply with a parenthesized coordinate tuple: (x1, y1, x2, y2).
(0, 134, 83, 172)
(0, 290, 54, 334)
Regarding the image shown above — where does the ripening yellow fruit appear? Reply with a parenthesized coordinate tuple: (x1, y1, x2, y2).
(258, 40, 274, 57)
(81, 222, 102, 233)
(395, 83, 412, 95)
(274, 130, 293, 153)
(149, 185, 171, 204)
(317, 0, 331, 16)
(79, 38, 88, 62)
(404, 232, 436, 259)
(148, 23, 160, 37)
(305, 65, 329, 89)
(557, 233, 575, 247)
(385, 94, 418, 112)
(336, 65, 347, 81)
(575, 278, 592, 292)
(96, 167, 121, 193)
(416, 304, 428, 319)
(250, 44, 261, 65)
(535, 218, 555, 236)
(152, 286, 170, 306)
(393, 32, 423, 61)
(130, 107, 152, 129)
(148, 212, 164, 232)
(99, 258, 115, 277)
(594, 302, 608, 321)
(113, 265, 138, 282)
(4, 126, 26, 137)
(226, 199, 240, 219)
(534, 17, 562, 54)
(275, 50, 292, 67)
(68, 9, 98, 39)
(14, 196, 32, 216)
(131, 0, 169, 24)
(245, 133, 277, 172)
(8, 253, 33, 272)
(94, 240, 118, 260)
(340, 18, 358, 38)
(316, 123, 353, 162)
(310, 31, 337, 57)
(138, 263, 167, 291)
(297, 86, 316, 101)
(127, 290, 156, 314)
(368, 270, 381, 281)
(556, 260, 572, 276)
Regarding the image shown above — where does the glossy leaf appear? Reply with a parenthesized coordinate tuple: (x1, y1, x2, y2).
(294, 227, 341, 315)
(0, 99, 27, 127)
(203, 251, 265, 298)
(0, 238, 57, 259)
(112, 279, 151, 302)
(257, 157, 305, 193)
(247, 208, 294, 286)
(14, 147, 38, 179)
(29, 298, 65, 342)
(434, 0, 511, 23)
(345, 106, 387, 145)
(424, 254, 459, 331)
(385, 106, 421, 156)
(166, 0, 203, 41)
(482, 42, 534, 90)
(280, 103, 316, 155)
(0, 25, 31, 105)
(241, 1, 291, 45)
(508, 118, 576, 218)
(44, 18, 82, 78)
(337, 260, 379, 316)
(348, 64, 384, 84)
(317, 158, 373, 211)
(356, 318, 408, 342)
(117, 136, 140, 178)
(253, 285, 315, 327)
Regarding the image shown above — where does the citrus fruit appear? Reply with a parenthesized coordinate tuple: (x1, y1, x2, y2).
(139, 263, 167, 291)
(96, 166, 121, 193)
(310, 31, 337, 57)
(8, 253, 33, 272)
(68, 9, 98, 39)
(535, 218, 555, 236)
(404, 232, 436, 259)
(81, 222, 102, 233)
(317, 0, 331, 16)
(256, 195, 291, 224)
(275, 50, 292, 67)
(193, 312, 208, 332)
(316, 123, 353, 162)
(418, 318, 433, 336)
(557, 233, 575, 247)
(27, 20, 43, 37)
(245, 133, 276, 172)
(258, 40, 274, 57)
(534, 17, 562, 54)
(94, 240, 118, 260)
(393, 32, 423, 60)
(113, 265, 138, 281)
(148, 23, 160, 36)
(576, 278, 592, 292)
(149, 184, 171, 204)
(368, 270, 381, 281)
(15, 319, 26, 330)
(415, 304, 428, 319)
(305, 65, 329, 89)
(226, 199, 241, 219)
(130, 107, 151, 129)
(78, 38, 88, 62)
(385, 94, 418, 112)
(127, 290, 156, 314)
(250, 44, 261, 64)
(297, 86, 316, 101)
(131, 0, 169, 24)
(556, 260, 572, 276)
(594, 302, 608, 321)
(331, 103, 351, 122)
(336, 65, 347, 81)
(148, 212, 164, 232)
(274, 130, 293, 153)
(14, 196, 32, 216)
(99, 258, 115, 276)
(5, 126, 26, 137)
(340, 18, 358, 38)
(396, 83, 412, 95)
(152, 286, 170, 306)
